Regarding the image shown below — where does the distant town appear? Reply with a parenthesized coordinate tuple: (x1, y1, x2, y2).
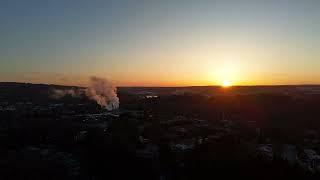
(0, 82, 320, 179)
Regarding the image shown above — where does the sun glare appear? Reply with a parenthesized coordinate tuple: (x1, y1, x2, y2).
(222, 80, 232, 87)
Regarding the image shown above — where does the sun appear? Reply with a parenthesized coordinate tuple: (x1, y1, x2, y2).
(222, 80, 232, 87)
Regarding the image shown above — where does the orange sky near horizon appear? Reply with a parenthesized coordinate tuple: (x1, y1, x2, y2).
(1, 1, 320, 87)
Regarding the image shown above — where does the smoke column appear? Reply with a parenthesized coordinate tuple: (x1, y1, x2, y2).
(50, 76, 119, 110)
(85, 76, 119, 110)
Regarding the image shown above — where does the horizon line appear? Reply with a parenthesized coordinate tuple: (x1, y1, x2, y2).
(1, 81, 320, 88)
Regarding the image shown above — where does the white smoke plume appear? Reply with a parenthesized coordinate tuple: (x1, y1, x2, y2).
(85, 76, 119, 110)
(50, 76, 119, 110)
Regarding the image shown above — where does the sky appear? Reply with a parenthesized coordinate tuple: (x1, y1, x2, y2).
(1, 0, 320, 86)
